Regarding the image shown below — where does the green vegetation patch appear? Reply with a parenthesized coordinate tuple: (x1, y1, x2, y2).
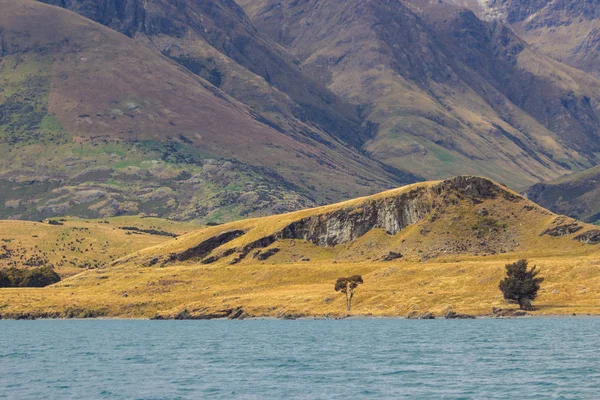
(0, 57, 68, 145)
(0, 266, 61, 288)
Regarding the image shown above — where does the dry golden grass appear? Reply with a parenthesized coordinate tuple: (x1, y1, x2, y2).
(0, 216, 202, 277)
(1, 178, 600, 319)
(1, 253, 600, 318)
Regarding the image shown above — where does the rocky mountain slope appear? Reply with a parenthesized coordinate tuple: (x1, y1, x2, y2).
(524, 165, 600, 224)
(473, 0, 600, 78)
(3, 176, 600, 319)
(239, 0, 600, 189)
(38, 0, 370, 148)
(0, 0, 414, 222)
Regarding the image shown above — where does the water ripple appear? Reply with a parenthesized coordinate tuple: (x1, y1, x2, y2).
(1, 319, 600, 399)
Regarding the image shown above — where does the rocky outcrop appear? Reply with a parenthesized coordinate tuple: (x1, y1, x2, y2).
(277, 176, 510, 247)
(444, 310, 476, 319)
(277, 188, 431, 247)
(256, 248, 280, 261)
(407, 311, 436, 319)
(486, 0, 600, 28)
(155, 306, 251, 320)
(492, 307, 530, 318)
(176, 230, 246, 262)
(484, 0, 549, 24)
(381, 251, 403, 261)
(575, 230, 600, 244)
(541, 217, 584, 237)
(538, 217, 600, 244)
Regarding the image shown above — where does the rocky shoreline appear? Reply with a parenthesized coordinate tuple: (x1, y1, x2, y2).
(1, 308, 594, 321)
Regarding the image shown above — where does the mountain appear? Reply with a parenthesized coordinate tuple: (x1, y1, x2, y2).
(0, 0, 414, 222)
(524, 165, 600, 224)
(238, 0, 600, 189)
(470, 0, 600, 78)
(39, 0, 370, 148)
(3, 176, 600, 318)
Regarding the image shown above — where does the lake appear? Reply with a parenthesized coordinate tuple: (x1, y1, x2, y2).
(1, 318, 599, 399)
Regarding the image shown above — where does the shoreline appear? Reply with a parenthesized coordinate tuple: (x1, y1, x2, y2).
(1, 313, 599, 321)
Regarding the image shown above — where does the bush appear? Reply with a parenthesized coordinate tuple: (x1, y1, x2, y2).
(0, 266, 61, 288)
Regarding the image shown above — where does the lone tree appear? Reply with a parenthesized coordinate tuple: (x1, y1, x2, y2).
(499, 259, 544, 310)
(335, 275, 363, 311)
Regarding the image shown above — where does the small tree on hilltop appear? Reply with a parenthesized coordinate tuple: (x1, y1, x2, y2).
(335, 275, 363, 312)
(499, 259, 544, 310)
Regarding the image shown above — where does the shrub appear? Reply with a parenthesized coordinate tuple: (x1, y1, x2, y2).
(0, 266, 61, 288)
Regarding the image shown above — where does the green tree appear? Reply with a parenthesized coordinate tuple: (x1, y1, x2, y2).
(20, 266, 61, 287)
(0, 266, 60, 288)
(499, 259, 544, 310)
(335, 275, 363, 311)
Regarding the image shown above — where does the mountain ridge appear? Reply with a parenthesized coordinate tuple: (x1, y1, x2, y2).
(445, 0, 600, 78)
(237, 0, 600, 189)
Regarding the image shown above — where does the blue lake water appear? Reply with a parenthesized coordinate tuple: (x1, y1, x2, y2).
(1, 318, 599, 399)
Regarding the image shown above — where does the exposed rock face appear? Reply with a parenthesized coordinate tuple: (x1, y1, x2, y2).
(541, 217, 584, 237)
(407, 311, 436, 319)
(277, 189, 431, 247)
(479, 0, 600, 77)
(256, 248, 280, 261)
(176, 230, 246, 262)
(276, 176, 510, 248)
(381, 251, 403, 261)
(575, 230, 600, 244)
(486, 0, 599, 27)
(492, 307, 530, 317)
(484, 0, 550, 24)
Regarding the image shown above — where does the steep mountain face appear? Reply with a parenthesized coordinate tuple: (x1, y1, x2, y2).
(238, 0, 600, 189)
(0, 0, 414, 222)
(39, 0, 370, 148)
(524, 165, 600, 224)
(463, 0, 600, 78)
(406, 0, 600, 155)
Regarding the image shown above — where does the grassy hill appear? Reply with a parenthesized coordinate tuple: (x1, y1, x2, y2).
(2, 176, 600, 319)
(0, 216, 202, 278)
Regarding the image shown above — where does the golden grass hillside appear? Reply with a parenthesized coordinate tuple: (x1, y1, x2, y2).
(0, 216, 202, 277)
(1, 176, 600, 319)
